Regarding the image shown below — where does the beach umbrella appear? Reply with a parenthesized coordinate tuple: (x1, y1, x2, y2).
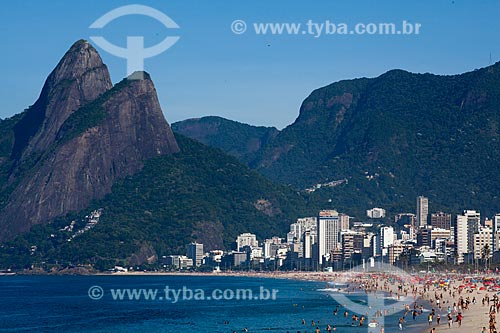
(480, 287, 486, 290)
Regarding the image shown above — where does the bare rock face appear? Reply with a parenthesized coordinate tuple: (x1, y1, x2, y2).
(12, 40, 113, 159)
(0, 41, 179, 241)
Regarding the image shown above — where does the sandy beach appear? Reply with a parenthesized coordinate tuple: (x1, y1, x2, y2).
(414, 279, 493, 333)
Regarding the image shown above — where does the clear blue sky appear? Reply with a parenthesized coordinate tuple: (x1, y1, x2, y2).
(1, 0, 499, 129)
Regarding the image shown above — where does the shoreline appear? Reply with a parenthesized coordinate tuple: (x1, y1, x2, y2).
(7, 270, 497, 332)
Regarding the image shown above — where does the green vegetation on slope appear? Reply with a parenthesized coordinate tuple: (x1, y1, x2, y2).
(179, 64, 500, 218)
(56, 77, 132, 143)
(172, 116, 279, 164)
(309, 66, 500, 218)
(0, 135, 319, 269)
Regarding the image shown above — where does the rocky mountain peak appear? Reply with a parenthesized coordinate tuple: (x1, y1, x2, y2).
(12, 40, 112, 159)
(47, 40, 110, 92)
(96, 71, 180, 157)
(0, 41, 179, 241)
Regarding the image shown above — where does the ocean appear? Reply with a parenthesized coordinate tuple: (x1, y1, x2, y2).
(0, 275, 427, 332)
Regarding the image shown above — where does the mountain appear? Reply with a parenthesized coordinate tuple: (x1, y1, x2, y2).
(11, 40, 113, 159)
(0, 40, 179, 241)
(0, 40, 317, 269)
(177, 64, 500, 218)
(0, 134, 317, 269)
(172, 116, 279, 164)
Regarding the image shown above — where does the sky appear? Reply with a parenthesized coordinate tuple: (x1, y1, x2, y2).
(0, 0, 499, 129)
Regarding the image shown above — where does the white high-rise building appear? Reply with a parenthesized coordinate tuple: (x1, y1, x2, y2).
(369, 233, 377, 258)
(377, 226, 394, 257)
(455, 210, 481, 264)
(416, 196, 429, 227)
(303, 230, 315, 259)
(287, 223, 302, 243)
(474, 227, 492, 260)
(263, 237, 282, 258)
(317, 210, 340, 265)
(287, 217, 317, 243)
(465, 210, 481, 254)
(494, 214, 500, 234)
(455, 215, 468, 264)
(236, 233, 258, 251)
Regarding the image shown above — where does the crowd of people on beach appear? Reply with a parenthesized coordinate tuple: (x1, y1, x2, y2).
(226, 271, 500, 333)
(354, 272, 499, 333)
(290, 272, 499, 333)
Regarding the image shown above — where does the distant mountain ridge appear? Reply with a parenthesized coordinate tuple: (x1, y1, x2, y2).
(175, 63, 500, 217)
(172, 116, 279, 164)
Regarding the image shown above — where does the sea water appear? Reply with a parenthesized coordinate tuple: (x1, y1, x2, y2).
(0, 275, 427, 332)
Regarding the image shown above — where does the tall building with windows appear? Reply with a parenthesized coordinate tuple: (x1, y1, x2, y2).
(455, 214, 468, 264)
(494, 214, 500, 234)
(186, 242, 204, 267)
(341, 231, 364, 263)
(341, 232, 355, 262)
(377, 226, 394, 257)
(317, 210, 340, 265)
(287, 217, 317, 243)
(303, 230, 315, 259)
(455, 210, 480, 264)
(388, 244, 405, 264)
(416, 196, 429, 227)
(339, 213, 350, 231)
(493, 214, 500, 252)
(465, 210, 481, 254)
(430, 228, 451, 243)
(474, 227, 492, 260)
(417, 226, 432, 247)
(494, 233, 500, 254)
(287, 223, 302, 243)
(263, 237, 282, 258)
(431, 212, 452, 230)
(236, 233, 258, 251)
